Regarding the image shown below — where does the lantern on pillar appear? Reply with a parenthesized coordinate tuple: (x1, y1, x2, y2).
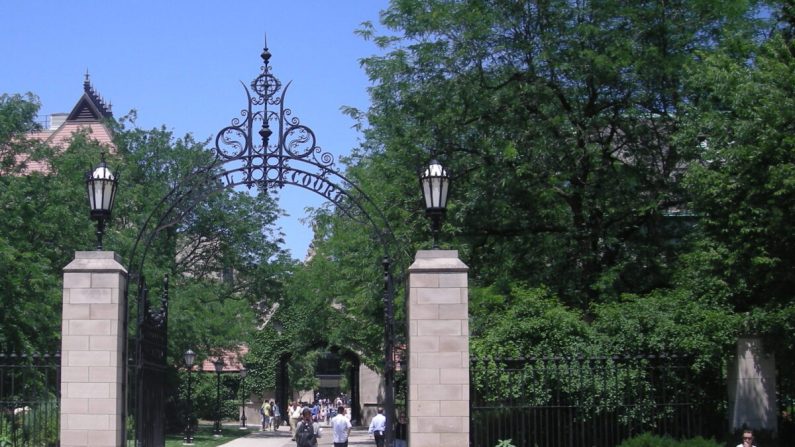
(420, 160, 450, 248)
(85, 153, 118, 250)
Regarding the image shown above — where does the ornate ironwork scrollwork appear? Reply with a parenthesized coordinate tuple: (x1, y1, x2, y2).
(127, 45, 403, 447)
(214, 45, 336, 190)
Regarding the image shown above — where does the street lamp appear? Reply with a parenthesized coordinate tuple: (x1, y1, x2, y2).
(212, 358, 225, 436)
(183, 350, 196, 445)
(85, 152, 118, 250)
(420, 159, 450, 248)
(238, 367, 247, 429)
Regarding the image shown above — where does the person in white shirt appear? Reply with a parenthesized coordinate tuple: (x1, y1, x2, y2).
(289, 401, 302, 441)
(736, 429, 757, 447)
(368, 408, 386, 447)
(331, 406, 352, 447)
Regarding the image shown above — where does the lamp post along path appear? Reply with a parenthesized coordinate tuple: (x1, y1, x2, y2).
(239, 368, 248, 429)
(183, 350, 196, 445)
(213, 358, 225, 436)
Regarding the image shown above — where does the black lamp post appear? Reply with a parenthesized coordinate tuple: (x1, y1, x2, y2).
(85, 152, 118, 250)
(238, 367, 247, 429)
(183, 350, 196, 445)
(212, 358, 225, 436)
(420, 159, 450, 248)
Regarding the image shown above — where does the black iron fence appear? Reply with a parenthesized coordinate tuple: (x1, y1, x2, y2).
(470, 355, 724, 447)
(0, 353, 60, 446)
(778, 391, 794, 444)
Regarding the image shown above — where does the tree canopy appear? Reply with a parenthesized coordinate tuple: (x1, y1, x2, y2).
(294, 0, 793, 385)
(2, 0, 794, 421)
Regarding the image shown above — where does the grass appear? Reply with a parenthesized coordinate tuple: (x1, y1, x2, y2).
(165, 424, 253, 447)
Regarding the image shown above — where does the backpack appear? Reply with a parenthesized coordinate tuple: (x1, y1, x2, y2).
(295, 421, 316, 447)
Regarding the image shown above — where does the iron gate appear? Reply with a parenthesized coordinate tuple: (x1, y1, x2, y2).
(133, 275, 169, 447)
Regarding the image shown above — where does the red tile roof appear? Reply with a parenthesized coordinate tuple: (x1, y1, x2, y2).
(198, 345, 249, 373)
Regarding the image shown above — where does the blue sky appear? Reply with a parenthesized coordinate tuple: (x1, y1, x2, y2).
(1, 0, 391, 259)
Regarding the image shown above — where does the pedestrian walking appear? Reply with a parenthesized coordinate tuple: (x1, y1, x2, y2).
(331, 406, 352, 447)
(261, 400, 271, 431)
(368, 408, 386, 447)
(295, 407, 319, 447)
(272, 400, 281, 430)
(290, 401, 302, 440)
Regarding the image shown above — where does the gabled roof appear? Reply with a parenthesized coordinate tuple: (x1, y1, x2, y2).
(66, 74, 114, 122)
(21, 75, 116, 174)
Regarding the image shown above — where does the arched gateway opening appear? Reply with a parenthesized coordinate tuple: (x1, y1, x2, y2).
(272, 346, 364, 426)
(123, 45, 401, 447)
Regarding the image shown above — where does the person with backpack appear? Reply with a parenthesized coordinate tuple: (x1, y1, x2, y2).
(295, 407, 318, 447)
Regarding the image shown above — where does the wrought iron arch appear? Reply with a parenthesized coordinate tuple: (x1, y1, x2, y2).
(124, 45, 403, 447)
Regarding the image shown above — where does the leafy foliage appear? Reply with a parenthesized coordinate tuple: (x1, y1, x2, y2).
(616, 433, 722, 447)
(681, 32, 795, 314)
(676, 7, 795, 385)
(0, 102, 100, 351)
(354, 0, 759, 309)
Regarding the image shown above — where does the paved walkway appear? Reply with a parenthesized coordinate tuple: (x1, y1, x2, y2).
(218, 426, 374, 447)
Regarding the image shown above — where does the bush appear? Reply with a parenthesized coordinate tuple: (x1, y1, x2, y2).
(617, 433, 722, 447)
(0, 399, 58, 447)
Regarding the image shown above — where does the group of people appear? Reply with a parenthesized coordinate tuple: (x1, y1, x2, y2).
(258, 399, 281, 431)
(263, 399, 350, 447)
(259, 397, 407, 447)
(281, 399, 352, 447)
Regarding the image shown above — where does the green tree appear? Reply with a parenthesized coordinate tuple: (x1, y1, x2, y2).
(349, 0, 762, 309)
(680, 34, 795, 313)
(0, 96, 290, 359)
(0, 95, 102, 351)
(0, 93, 43, 175)
(676, 4, 795, 389)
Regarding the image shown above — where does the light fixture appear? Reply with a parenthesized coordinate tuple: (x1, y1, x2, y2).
(420, 159, 450, 248)
(239, 367, 247, 429)
(213, 358, 225, 436)
(85, 152, 118, 250)
(213, 358, 225, 373)
(183, 349, 196, 368)
(183, 349, 196, 444)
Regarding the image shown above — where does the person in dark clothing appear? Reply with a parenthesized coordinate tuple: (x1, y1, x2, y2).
(394, 413, 407, 447)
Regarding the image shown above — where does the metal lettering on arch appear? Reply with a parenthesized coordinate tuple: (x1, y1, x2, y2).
(125, 45, 400, 447)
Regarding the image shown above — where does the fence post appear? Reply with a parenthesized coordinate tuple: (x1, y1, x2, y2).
(407, 250, 469, 447)
(60, 251, 127, 447)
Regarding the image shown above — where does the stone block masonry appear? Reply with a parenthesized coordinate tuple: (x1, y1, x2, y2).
(60, 251, 127, 447)
(407, 250, 469, 447)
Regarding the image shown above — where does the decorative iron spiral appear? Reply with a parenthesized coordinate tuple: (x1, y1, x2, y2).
(213, 53, 337, 185)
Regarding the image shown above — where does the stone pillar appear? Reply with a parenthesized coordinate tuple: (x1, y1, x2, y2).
(60, 251, 127, 447)
(407, 250, 469, 447)
(728, 337, 778, 432)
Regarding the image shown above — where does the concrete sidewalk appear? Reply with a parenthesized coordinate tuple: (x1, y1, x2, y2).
(218, 426, 374, 447)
